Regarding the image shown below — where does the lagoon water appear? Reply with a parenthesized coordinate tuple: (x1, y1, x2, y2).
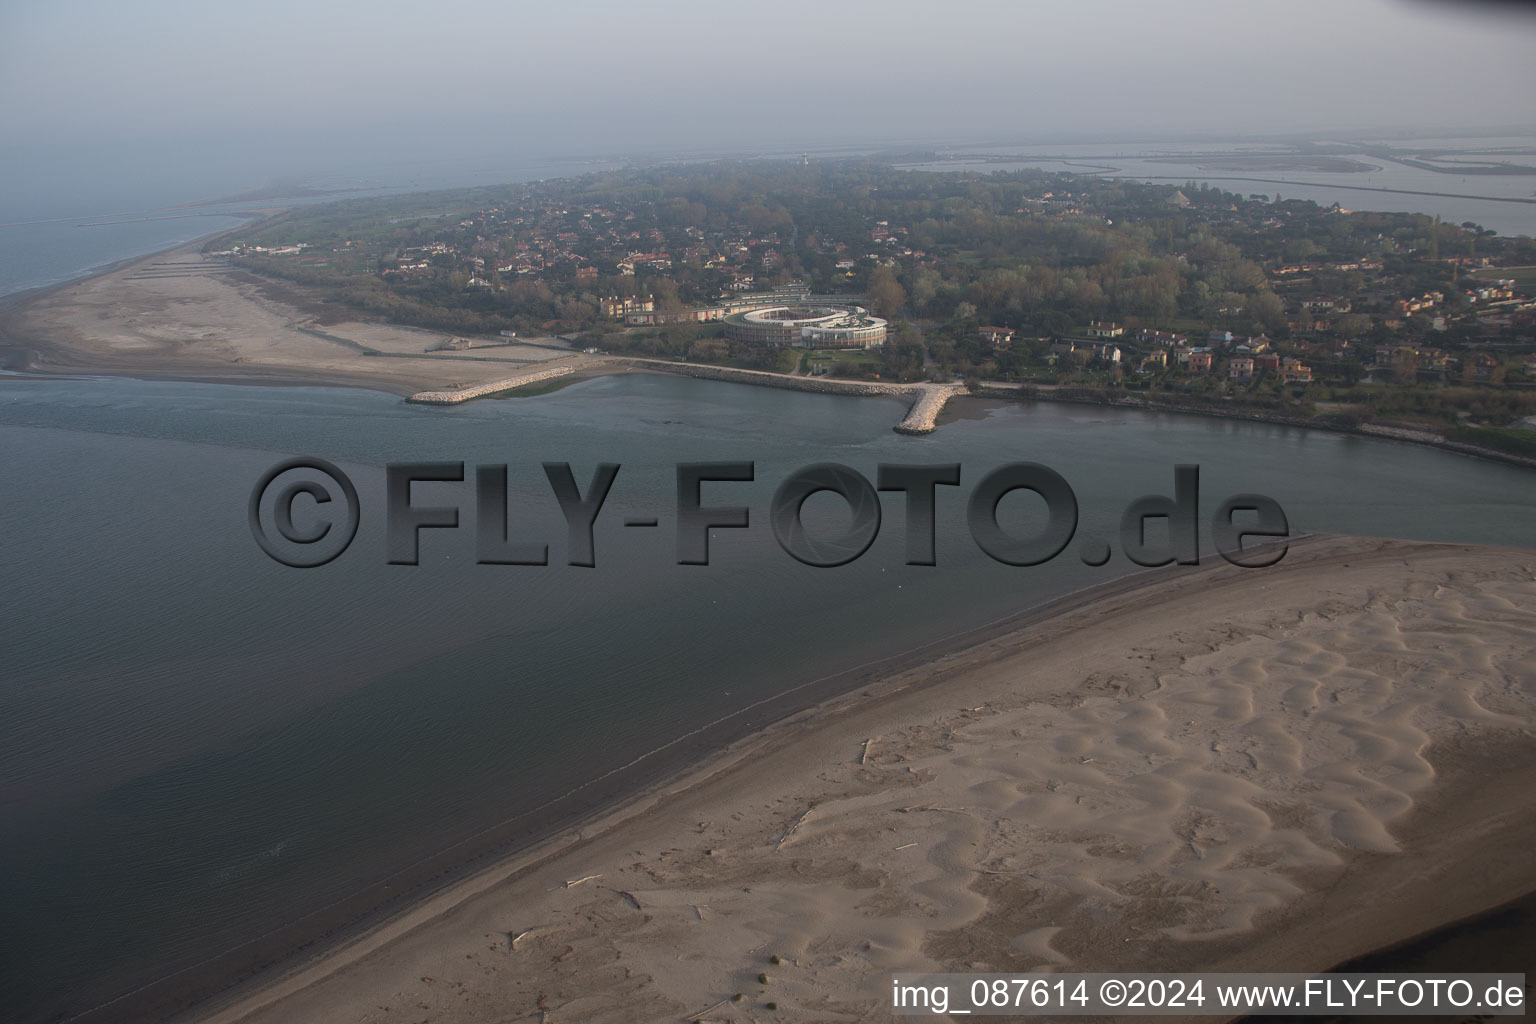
(895, 135, 1536, 237)
(3, 371, 1536, 1022)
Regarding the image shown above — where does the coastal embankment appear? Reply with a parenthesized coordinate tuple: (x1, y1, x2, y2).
(970, 383, 1536, 469)
(607, 355, 912, 398)
(607, 357, 963, 434)
(194, 536, 1536, 1024)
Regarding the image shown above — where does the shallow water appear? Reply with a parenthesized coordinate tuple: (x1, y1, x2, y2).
(2, 372, 1535, 1021)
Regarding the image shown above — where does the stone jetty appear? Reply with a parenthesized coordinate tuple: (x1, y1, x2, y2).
(407, 365, 574, 404)
(893, 383, 967, 434)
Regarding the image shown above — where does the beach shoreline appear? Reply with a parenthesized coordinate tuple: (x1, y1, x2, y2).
(6, 239, 1536, 463)
(0, 215, 620, 399)
(152, 535, 1536, 1024)
(68, 547, 1221, 1024)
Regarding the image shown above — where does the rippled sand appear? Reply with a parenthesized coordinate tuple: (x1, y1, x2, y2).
(202, 537, 1536, 1024)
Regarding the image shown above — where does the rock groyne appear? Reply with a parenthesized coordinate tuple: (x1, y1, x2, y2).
(407, 365, 573, 404)
(894, 384, 966, 434)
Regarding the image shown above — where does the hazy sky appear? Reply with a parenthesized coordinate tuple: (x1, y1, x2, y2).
(3, 0, 1535, 166)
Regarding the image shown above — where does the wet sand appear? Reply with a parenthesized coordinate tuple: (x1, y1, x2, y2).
(186, 536, 1536, 1024)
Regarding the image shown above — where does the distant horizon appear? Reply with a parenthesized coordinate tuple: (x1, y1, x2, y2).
(5, 0, 1534, 161)
(7, 120, 1536, 213)
(11, 117, 1536, 165)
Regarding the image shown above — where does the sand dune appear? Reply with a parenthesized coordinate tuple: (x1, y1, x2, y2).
(198, 538, 1536, 1024)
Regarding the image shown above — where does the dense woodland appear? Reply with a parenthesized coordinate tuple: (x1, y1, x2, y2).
(220, 161, 1536, 447)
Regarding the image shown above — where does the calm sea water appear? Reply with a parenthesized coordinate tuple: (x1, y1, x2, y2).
(4, 133, 1536, 1022)
(0, 146, 605, 300)
(2, 372, 1535, 1022)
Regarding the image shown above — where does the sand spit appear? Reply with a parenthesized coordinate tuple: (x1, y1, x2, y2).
(0, 243, 586, 396)
(196, 538, 1536, 1024)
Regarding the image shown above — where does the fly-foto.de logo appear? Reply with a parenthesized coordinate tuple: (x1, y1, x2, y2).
(248, 460, 1287, 570)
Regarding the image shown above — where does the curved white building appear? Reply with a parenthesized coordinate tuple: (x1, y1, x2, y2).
(724, 305, 887, 348)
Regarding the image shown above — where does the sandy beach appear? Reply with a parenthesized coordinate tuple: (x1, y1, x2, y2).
(183, 536, 1536, 1024)
(0, 239, 603, 396)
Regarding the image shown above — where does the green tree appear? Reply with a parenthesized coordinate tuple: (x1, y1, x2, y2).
(1248, 290, 1286, 333)
(867, 265, 907, 318)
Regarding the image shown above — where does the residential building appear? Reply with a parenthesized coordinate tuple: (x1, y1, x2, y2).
(601, 295, 655, 318)
(1138, 329, 1188, 347)
(1280, 357, 1313, 383)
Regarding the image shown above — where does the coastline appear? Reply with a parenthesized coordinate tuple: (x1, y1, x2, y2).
(0, 205, 277, 311)
(78, 548, 1213, 1024)
(961, 385, 1536, 470)
(0, 224, 603, 400)
(0, 241, 954, 431)
(169, 535, 1536, 1024)
(6, 243, 1534, 462)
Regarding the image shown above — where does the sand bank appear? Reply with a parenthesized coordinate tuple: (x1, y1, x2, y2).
(0, 240, 593, 396)
(192, 537, 1536, 1024)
